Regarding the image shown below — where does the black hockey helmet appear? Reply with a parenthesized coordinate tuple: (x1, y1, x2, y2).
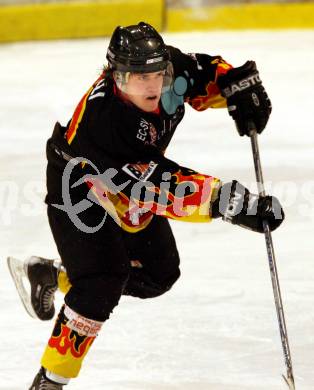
(106, 22, 170, 73)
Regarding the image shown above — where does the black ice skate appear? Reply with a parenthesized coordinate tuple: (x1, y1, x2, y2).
(29, 368, 64, 389)
(7, 256, 60, 321)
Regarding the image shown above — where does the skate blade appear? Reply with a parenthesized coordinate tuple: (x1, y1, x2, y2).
(7, 256, 37, 319)
(282, 374, 295, 390)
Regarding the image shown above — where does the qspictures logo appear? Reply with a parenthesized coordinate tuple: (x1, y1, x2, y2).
(49, 157, 314, 234)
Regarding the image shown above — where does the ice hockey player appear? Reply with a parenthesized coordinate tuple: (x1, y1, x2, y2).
(23, 22, 283, 389)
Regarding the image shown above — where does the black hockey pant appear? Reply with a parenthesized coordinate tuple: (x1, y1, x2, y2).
(47, 205, 181, 322)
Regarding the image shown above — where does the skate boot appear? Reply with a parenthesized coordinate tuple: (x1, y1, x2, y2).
(27, 256, 60, 320)
(7, 256, 60, 320)
(29, 367, 65, 389)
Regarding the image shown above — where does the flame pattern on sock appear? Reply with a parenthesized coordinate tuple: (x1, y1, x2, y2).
(41, 305, 103, 378)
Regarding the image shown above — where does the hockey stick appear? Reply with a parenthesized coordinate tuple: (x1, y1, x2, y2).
(249, 124, 295, 390)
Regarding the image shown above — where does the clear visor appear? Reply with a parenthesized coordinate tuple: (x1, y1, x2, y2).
(113, 62, 173, 97)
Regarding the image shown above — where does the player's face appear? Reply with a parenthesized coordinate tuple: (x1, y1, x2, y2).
(124, 71, 164, 112)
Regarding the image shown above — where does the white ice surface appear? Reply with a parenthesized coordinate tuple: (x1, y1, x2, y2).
(0, 30, 314, 389)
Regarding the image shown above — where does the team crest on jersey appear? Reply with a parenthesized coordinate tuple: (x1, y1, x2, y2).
(136, 118, 157, 145)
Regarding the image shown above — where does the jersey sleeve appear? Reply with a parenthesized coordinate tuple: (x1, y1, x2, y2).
(168, 45, 233, 111)
(85, 157, 222, 226)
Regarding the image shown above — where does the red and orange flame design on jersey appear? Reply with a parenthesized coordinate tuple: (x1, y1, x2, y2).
(135, 169, 220, 222)
(187, 59, 232, 111)
(66, 73, 105, 144)
(86, 167, 221, 232)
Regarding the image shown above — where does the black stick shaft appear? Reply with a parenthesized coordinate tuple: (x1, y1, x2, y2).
(249, 128, 295, 389)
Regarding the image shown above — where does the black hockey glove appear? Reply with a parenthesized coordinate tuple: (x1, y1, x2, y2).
(217, 61, 272, 136)
(212, 181, 284, 233)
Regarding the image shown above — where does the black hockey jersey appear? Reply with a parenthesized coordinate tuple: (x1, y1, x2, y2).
(46, 46, 232, 232)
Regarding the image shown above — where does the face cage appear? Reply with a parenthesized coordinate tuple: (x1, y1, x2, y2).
(113, 61, 174, 95)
